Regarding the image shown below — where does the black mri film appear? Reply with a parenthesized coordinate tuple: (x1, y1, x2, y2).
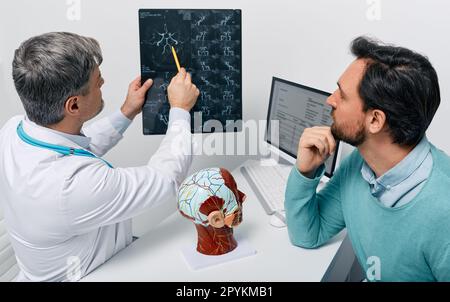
(139, 9, 242, 134)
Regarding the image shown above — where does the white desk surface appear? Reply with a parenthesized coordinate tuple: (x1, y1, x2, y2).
(83, 161, 345, 282)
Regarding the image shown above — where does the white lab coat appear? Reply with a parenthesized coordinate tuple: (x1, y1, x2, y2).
(0, 110, 192, 281)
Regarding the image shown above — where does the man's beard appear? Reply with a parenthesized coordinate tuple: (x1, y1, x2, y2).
(330, 120, 366, 147)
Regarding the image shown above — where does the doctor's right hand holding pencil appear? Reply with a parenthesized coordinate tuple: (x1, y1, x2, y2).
(167, 46, 200, 112)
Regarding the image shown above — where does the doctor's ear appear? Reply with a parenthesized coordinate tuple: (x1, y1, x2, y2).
(65, 96, 80, 116)
(207, 210, 225, 228)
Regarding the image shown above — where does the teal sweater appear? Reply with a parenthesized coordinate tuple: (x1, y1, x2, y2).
(285, 145, 450, 281)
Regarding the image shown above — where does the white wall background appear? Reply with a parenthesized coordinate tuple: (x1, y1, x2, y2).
(1, 0, 449, 234)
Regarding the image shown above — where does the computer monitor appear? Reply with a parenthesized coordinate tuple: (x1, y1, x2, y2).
(265, 77, 340, 178)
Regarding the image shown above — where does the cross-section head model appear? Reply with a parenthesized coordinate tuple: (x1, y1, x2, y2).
(177, 167, 246, 255)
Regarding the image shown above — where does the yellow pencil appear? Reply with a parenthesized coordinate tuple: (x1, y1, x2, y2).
(171, 46, 181, 72)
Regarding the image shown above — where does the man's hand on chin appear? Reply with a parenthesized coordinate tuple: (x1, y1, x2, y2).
(120, 76, 153, 120)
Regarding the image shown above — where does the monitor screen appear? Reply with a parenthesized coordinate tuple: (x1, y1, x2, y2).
(265, 77, 339, 177)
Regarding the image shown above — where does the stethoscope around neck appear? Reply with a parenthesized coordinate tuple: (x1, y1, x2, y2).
(16, 121, 113, 168)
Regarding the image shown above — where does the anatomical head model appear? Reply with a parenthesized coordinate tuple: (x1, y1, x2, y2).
(177, 167, 246, 255)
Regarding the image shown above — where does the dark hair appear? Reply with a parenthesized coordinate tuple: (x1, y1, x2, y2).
(351, 36, 440, 146)
(12, 32, 103, 126)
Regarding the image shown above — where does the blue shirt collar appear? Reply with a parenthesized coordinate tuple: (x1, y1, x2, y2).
(49, 129, 91, 149)
(361, 136, 431, 192)
(25, 116, 92, 149)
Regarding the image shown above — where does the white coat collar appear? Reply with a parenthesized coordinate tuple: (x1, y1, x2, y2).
(21, 116, 92, 150)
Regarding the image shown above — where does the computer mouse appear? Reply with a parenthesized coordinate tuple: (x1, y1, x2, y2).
(269, 213, 286, 228)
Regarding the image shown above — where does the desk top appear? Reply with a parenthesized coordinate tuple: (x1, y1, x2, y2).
(83, 162, 345, 281)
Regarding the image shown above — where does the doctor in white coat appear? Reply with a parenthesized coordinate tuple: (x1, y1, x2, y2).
(0, 32, 199, 281)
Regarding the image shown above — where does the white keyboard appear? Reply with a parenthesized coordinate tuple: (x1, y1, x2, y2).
(241, 162, 292, 215)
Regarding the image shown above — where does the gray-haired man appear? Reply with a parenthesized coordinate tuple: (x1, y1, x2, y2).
(0, 32, 199, 281)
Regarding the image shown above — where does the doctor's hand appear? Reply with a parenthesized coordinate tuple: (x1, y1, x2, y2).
(121, 76, 153, 120)
(167, 68, 200, 111)
(296, 126, 336, 178)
